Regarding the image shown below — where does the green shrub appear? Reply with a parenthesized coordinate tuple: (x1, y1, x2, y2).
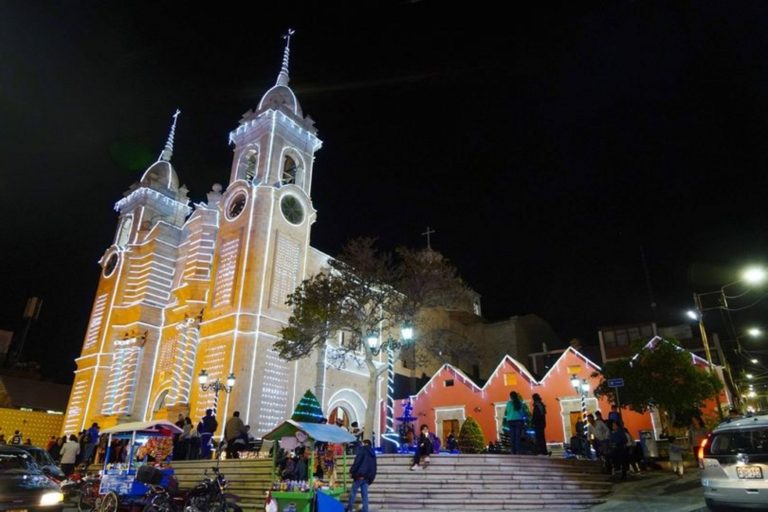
(457, 417, 485, 453)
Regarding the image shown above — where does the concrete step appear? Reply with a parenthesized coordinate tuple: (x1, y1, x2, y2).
(374, 481, 612, 491)
(171, 454, 611, 511)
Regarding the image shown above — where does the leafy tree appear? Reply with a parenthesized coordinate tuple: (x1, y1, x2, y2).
(458, 417, 485, 453)
(593, 338, 723, 429)
(275, 238, 470, 438)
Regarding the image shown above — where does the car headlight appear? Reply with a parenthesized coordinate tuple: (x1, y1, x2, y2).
(39, 491, 64, 506)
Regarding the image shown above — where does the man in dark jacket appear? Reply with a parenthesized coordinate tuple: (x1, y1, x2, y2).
(346, 439, 376, 512)
(198, 409, 218, 459)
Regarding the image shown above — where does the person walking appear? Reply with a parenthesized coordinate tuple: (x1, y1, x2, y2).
(531, 393, 550, 455)
(198, 409, 218, 459)
(60, 434, 81, 477)
(224, 411, 247, 459)
(410, 424, 434, 470)
(346, 439, 376, 512)
(503, 391, 530, 455)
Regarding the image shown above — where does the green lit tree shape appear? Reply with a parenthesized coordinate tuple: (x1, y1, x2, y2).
(458, 416, 485, 454)
(291, 389, 325, 423)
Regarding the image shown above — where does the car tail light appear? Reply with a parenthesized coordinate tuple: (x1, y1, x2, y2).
(698, 438, 709, 468)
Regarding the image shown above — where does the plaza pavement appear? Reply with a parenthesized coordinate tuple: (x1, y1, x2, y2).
(591, 468, 708, 511)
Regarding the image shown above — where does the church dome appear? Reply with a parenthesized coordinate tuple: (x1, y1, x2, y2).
(258, 84, 303, 117)
(140, 160, 180, 193)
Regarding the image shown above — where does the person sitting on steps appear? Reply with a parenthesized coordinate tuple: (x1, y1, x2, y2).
(410, 424, 433, 470)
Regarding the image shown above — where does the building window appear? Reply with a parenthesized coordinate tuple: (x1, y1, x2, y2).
(282, 155, 298, 185)
(503, 373, 517, 386)
(444, 379, 454, 387)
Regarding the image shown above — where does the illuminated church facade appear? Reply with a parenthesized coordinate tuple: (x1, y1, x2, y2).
(63, 35, 382, 436)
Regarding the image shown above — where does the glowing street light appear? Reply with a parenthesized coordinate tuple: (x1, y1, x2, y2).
(366, 321, 416, 451)
(748, 327, 763, 338)
(751, 359, 759, 364)
(686, 310, 699, 321)
(743, 266, 767, 285)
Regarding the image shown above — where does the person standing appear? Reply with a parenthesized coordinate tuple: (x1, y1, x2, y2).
(83, 423, 99, 464)
(60, 434, 81, 477)
(608, 405, 622, 424)
(10, 430, 22, 445)
(347, 439, 377, 512)
(608, 422, 628, 480)
(587, 414, 610, 460)
(668, 436, 684, 478)
(198, 409, 218, 459)
(503, 391, 530, 455)
(224, 411, 247, 459)
(531, 393, 550, 455)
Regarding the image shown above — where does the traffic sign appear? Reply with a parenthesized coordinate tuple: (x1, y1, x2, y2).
(607, 378, 624, 388)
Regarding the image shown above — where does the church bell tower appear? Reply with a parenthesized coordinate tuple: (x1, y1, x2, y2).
(192, 30, 323, 434)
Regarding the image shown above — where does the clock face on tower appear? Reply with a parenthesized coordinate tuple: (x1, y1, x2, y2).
(280, 195, 304, 225)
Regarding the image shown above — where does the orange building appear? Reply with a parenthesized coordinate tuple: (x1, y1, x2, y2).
(395, 340, 728, 447)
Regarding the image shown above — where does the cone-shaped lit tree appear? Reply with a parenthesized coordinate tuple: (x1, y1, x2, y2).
(458, 417, 485, 453)
(291, 389, 325, 423)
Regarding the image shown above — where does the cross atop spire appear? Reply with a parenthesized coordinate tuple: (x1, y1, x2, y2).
(276, 29, 295, 87)
(421, 226, 436, 250)
(159, 109, 181, 162)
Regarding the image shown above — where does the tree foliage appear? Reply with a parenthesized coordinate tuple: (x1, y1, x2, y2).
(275, 237, 471, 434)
(593, 338, 723, 428)
(457, 417, 486, 453)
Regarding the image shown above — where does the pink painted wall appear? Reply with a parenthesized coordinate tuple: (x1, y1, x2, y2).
(394, 348, 656, 446)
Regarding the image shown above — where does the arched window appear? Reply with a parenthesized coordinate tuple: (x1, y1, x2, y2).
(282, 155, 298, 185)
(153, 389, 169, 412)
(117, 215, 133, 246)
(237, 148, 258, 181)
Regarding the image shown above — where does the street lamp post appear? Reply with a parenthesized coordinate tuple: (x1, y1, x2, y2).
(198, 369, 236, 417)
(367, 322, 414, 452)
(689, 265, 766, 415)
(570, 377, 590, 440)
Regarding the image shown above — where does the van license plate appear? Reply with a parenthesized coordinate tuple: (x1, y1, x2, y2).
(736, 466, 763, 479)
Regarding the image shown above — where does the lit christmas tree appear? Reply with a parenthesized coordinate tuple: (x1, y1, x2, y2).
(458, 417, 486, 453)
(291, 389, 325, 423)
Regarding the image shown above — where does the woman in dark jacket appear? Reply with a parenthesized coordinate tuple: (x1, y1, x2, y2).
(531, 393, 550, 455)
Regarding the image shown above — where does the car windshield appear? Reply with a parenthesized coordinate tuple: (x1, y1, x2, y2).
(0, 452, 34, 473)
(23, 448, 53, 467)
(710, 428, 768, 455)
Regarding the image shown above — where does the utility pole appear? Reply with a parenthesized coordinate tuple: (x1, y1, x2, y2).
(4, 297, 42, 368)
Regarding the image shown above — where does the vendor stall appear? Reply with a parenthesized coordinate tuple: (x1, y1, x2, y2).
(263, 419, 355, 512)
(98, 420, 181, 503)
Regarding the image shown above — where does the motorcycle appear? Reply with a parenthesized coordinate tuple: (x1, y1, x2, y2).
(62, 471, 102, 512)
(142, 466, 241, 512)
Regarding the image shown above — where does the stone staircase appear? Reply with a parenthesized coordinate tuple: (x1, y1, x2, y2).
(169, 454, 612, 511)
(367, 454, 612, 511)
(170, 458, 273, 512)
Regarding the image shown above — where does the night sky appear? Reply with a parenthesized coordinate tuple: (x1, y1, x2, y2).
(3, 1, 768, 384)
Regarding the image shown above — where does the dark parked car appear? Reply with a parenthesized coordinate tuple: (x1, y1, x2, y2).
(0, 446, 64, 511)
(15, 446, 66, 481)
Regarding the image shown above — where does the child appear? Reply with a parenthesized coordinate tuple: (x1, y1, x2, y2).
(668, 436, 684, 478)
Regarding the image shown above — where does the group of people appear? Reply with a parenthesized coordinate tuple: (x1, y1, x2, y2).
(172, 408, 234, 460)
(0, 430, 33, 446)
(502, 391, 550, 455)
(572, 407, 643, 480)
